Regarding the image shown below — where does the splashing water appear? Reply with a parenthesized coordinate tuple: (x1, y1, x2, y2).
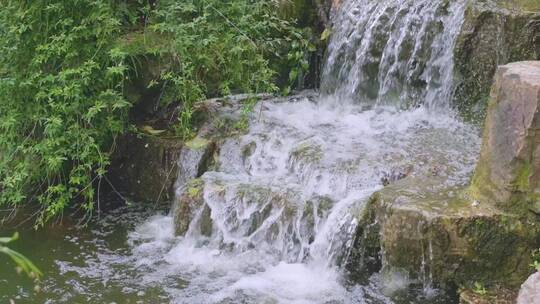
(0, 101, 479, 303)
(322, 0, 467, 110)
(125, 95, 479, 303)
(0, 0, 481, 303)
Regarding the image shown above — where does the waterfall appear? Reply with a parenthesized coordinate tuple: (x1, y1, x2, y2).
(124, 0, 479, 302)
(322, 0, 467, 110)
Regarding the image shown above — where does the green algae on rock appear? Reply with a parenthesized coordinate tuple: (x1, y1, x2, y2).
(454, 2, 539, 120)
(356, 176, 539, 289)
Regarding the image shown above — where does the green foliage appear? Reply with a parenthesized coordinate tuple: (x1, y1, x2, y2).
(235, 97, 260, 132)
(531, 248, 540, 270)
(0, 232, 42, 279)
(0, 1, 135, 225)
(472, 282, 488, 296)
(0, 0, 312, 223)
(145, 0, 313, 138)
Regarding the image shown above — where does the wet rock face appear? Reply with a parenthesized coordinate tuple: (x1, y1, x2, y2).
(173, 178, 209, 236)
(108, 134, 182, 203)
(354, 175, 540, 289)
(108, 134, 216, 204)
(517, 272, 540, 304)
(454, 2, 539, 120)
(471, 61, 540, 212)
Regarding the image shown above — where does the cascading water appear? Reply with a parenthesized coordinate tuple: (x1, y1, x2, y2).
(322, 0, 466, 109)
(127, 97, 478, 303)
(33, 0, 481, 303)
(126, 0, 478, 302)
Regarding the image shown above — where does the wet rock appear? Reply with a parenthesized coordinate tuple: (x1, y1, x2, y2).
(108, 133, 182, 203)
(380, 165, 413, 186)
(173, 178, 210, 236)
(470, 61, 540, 212)
(517, 271, 540, 304)
(171, 173, 341, 261)
(355, 176, 540, 288)
(108, 93, 265, 204)
(175, 137, 216, 188)
(454, 3, 539, 120)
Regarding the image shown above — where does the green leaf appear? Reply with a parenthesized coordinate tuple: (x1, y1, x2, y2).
(320, 28, 331, 41)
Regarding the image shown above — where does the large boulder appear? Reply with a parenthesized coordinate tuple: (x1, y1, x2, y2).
(454, 1, 539, 120)
(470, 61, 540, 213)
(355, 176, 539, 288)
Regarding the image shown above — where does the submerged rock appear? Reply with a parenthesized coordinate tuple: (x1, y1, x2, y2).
(470, 61, 540, 213)
(172, 174, 320, 260)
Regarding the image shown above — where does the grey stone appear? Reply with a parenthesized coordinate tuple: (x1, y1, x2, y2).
(517, 272, 540, 304)
(471, 61, 540, 212)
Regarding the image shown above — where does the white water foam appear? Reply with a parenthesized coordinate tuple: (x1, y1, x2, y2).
(322, 0, 467, 110)
(63, 0, 478, 302)
(121, 94, 479, 303)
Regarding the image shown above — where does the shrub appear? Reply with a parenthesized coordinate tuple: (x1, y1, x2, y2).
(0, 0, 313, 225)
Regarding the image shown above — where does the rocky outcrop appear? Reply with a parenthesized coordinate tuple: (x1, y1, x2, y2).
(355, 176, 539, 288)
(454, 1, 539, 120)
(517, 271, 540, 304)
(108, 134, 183, 203)
(352, 62, 540, 295)
(107, 94, 272, 203)
(470, 61, 540, 213)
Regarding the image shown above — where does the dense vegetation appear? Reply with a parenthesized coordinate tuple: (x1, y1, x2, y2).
(0, 0, 314, 225)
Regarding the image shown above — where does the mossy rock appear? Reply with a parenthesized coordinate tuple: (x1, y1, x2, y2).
(470, 62, 540, 214)
(173, 178, 212, 236)
(352, 176, 540, 290)
(453, 1, 539, 120)
(459, 286, 518, 304)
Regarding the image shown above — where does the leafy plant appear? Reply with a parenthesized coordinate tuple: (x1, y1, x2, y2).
(531, 248, 540, 270)
(0, 233, 42, 279)
(0, 1, 134, 225)
(147, 0, 313, 137)
(0, 0, 313, 224)
(472, 282, 488, 296)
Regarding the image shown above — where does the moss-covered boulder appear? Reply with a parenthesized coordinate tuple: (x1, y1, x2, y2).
(454, 2, 539, 119)
(354, 175, 540, 292)
(470, 61, 540, 213)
